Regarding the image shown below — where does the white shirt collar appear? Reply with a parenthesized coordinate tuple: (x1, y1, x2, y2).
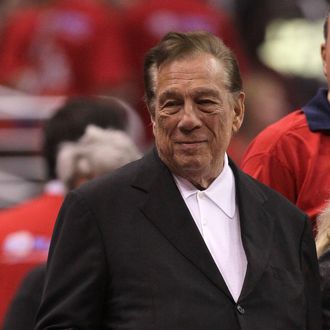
(173, 154, 236, 218)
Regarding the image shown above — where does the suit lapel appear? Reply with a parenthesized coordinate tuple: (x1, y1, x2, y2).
(231, 163, 275, 301)
(133, 150, 232, 298)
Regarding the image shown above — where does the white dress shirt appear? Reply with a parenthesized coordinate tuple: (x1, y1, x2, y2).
(173, 154, 247, 301)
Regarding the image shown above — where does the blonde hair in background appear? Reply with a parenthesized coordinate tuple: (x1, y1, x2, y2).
(315, 201, 330, 257)
(56, 125, 142, 190)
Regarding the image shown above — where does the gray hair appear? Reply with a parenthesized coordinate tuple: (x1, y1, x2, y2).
(56, 125, 141, 190)
(143, 30, 243, 116)
(316, 200, 330, 257)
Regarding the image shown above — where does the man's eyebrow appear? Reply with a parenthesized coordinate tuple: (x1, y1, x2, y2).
(192, 88, 220, 98)
(158, 90, 181, 103)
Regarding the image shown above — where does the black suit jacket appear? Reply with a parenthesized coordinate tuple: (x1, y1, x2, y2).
(4, 264, 45, 330)
(318, 248, 330, 329)
(35, 149, 321, 330)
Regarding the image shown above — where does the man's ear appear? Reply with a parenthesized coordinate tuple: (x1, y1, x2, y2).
(321, 43, 328, 78)
(151, 116, 156, 136)
(232, 92, 245, 134)
(146, 102, 156, 134)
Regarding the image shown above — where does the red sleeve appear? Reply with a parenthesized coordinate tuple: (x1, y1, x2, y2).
(241, 140, 297, 204)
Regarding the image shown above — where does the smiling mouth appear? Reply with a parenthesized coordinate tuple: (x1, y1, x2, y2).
(175, 141, 207, 150)
(176, 141, 206, 144)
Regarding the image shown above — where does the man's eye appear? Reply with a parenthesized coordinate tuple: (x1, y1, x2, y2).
(160, 101, 181, 114)
(197, 99, 214, 105)
(163, 100, 182, 107)
(196, 99, 218, 113)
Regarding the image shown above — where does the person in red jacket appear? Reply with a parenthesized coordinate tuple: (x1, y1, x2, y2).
(0, 0, 132, 97)
(0, 96, 130, 327)
(241, 9, 330, 233)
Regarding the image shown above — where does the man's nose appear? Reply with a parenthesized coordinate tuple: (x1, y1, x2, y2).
(177, 103, 202, 132)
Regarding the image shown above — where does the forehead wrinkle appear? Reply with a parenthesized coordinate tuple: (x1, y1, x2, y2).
(155, 54, 229, 104)
(159, 85, 222, 100)
(158, 74, 227, 97)
(158, 55, 220, 81)
(192, 88, 221, 98)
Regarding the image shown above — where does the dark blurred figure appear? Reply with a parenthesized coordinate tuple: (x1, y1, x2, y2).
(0, 0, 132, 98)
(234, 0, 302, 66)
(234, 0, 328, 107)
(315, 201, 330, 329)
(2, 125, 141, 330)
(241, 9, 330, 232)
(0, 96, 130, 327)
(3, 264, 45, 330)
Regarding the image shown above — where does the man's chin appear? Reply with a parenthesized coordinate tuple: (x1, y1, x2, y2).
(173, 157, 205, 174)
(175, 142, 206, 155)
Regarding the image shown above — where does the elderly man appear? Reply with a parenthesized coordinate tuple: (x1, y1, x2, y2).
(35, 31, 321, 330)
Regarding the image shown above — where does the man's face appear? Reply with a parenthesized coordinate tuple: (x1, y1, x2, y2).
(152, 53, 244, 188)
(321, 17, 330, 95)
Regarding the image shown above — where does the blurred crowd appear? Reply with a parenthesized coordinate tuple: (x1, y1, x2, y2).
(0, 0, 329, 327)
(0, 0, 327, 175)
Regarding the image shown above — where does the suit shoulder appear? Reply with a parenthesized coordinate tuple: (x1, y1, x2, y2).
(76, 156, 145, 196)
(239, 168, 307, 219)
(242, 172, 311, 244)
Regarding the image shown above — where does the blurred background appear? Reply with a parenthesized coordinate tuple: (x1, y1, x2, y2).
(0, 0, 328, 209)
